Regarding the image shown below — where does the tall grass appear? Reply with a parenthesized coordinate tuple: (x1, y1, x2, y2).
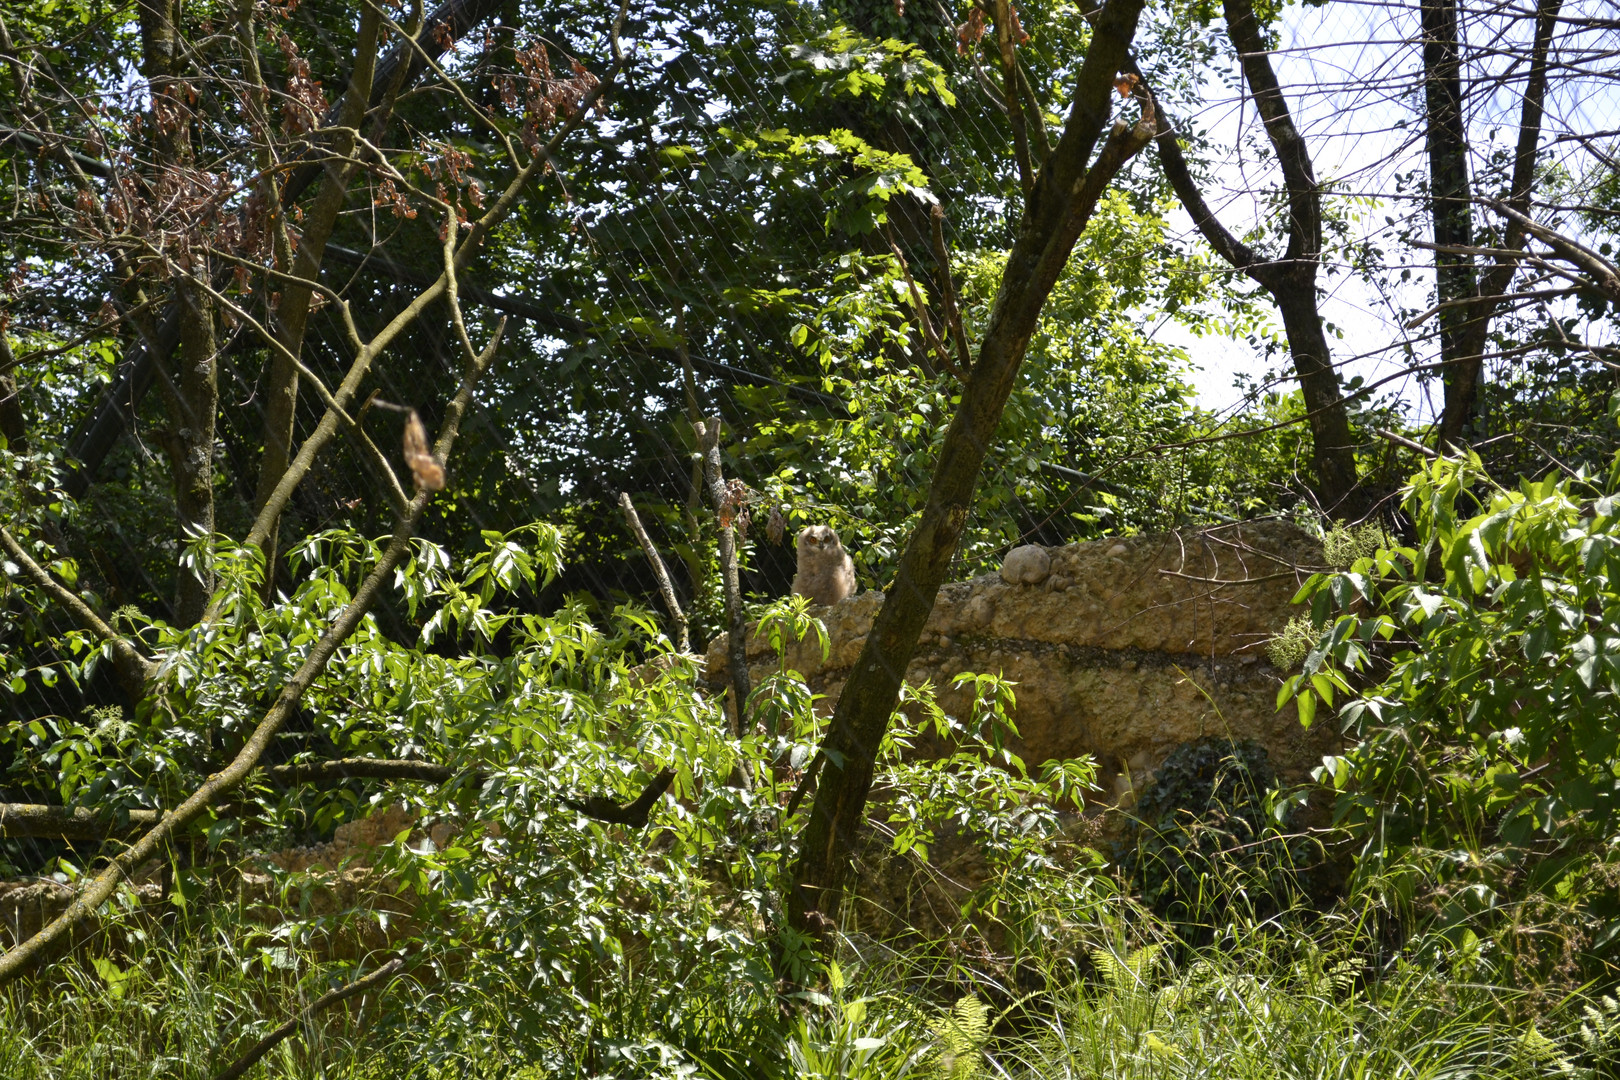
(0, 916, 400, 1080)
(995, 920, 1550, 1080)
(6, 891, 1618, 1079)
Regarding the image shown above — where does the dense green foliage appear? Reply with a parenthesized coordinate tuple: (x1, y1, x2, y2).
(1116, 737, 1314, 933)
(2, 0, 1619, 1073)
(1288, 440, 1620, 982)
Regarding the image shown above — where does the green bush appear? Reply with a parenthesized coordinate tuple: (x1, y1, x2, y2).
(1116, 738, 1311, 933)
(1285, 446, 1620, 984)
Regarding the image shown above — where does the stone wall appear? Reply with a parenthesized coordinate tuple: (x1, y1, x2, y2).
(708, 520, 1337, 802)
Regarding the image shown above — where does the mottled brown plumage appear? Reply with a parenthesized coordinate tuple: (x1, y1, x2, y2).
(791, 525, 856, 607)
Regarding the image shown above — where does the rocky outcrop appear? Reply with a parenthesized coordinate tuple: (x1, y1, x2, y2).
(709, 521, 1337, 800)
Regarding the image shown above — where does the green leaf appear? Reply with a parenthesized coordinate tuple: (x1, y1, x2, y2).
(1296, 689, 1317, 729)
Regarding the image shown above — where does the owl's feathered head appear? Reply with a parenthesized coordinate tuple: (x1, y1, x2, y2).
(796, 525, 843, 553)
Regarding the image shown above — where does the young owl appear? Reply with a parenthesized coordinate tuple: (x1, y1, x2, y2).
(791, 525, 856, 607)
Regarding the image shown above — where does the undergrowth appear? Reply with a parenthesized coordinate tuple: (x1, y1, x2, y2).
(5, 881, 1618, 1079)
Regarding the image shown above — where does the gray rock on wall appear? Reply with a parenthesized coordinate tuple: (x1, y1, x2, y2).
(999, 544, 1052, 585)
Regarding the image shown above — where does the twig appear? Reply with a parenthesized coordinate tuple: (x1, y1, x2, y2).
(674, 320, 716, 643)
(784, 753, 825, 818)
(210, 957, 406, 1080)
(1483, 196, 1620, 302)
(0, 525, 154, 697)
(264, 758, 458, 785)
(1403, 286, 1577, 329)
(619, 492, 690, 652)
(992, 0, 1034, 203)
(1156, 569, 1300, 586)
(1374, 428, 1439, 459)
(239, 31, 625, 556)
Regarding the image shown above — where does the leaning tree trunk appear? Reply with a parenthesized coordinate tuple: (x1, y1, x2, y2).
(787, 0, 1153, 942)
(1273, 273, 1361, 514)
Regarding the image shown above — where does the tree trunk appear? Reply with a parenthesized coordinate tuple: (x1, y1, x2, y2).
(1140, 0, 1364, 517)
(1273, 271, 1363, 517)
(250, 5, 382, 587)
(1221, 0, 1363, 516)
(1438, 0, 1562, 446)
(167, 279, 219, 626)
(787, 0, 1152, 942)
(0, 334, 26, 453)
(136, 0, 220, 625)
(1421, 0, 1479, 445)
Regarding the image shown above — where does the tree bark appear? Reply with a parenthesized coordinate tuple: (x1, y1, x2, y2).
(250, 4, 382, 586)
(1421, 0, 1479, 444)
(164, 279, 220, 626)
(786, 0, 1152, 941)
(1437, 0, 1562, 446)
(0, 333, 25, 453)
(1272, 270, 1361, 513)
(1132, 0, 1364, 518)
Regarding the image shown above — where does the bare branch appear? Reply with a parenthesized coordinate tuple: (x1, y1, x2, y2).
(0, 803, 162, 840)
(993, 0, 1035, 203)
(0, 525, 154, 697)
(930, 206, 975, 378)
(1484, 197, 1620, 303)
(210, 958, 407, 1080)
(1376, 428, 1440, 459)
(696, 417, 752, 740)
(619, 492, 690, 653)
(885, 227, 960, 381)
(562, 770, 677, 829)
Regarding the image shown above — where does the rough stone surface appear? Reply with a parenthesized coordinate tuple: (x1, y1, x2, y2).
(999, 544, 1052, 586)
(708, 520, 1337, 794)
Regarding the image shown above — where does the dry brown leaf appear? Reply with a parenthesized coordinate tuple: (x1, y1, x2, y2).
(403, 410, 445, 492)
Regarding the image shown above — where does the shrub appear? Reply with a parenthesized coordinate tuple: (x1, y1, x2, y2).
(1285, 446, 1620, 985)
(1116, 738, 1310, 933)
